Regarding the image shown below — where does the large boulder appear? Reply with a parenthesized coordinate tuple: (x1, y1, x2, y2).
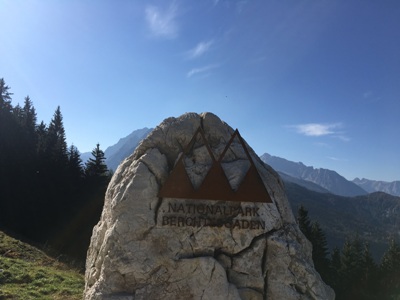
(84, 112, 334, 300)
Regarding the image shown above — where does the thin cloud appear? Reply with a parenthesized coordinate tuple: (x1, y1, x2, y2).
(187, 64, 219, 78)
(327, 156, 348, 162)
(145, 2, 179, 39)
(186, 40, 214, 59)
(289, 123, 342, 137)
(288, 122, 350, 141)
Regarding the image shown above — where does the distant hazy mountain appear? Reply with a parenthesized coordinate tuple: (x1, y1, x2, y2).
(260, 153, 368, 197)
(284, 181, 400, 260)
(80, 128, 152, 172)
(353, 178, 400, 197)
(277, 171, 331, 194)
(105, 128, 152, 171)
(80, 151, 92, 165)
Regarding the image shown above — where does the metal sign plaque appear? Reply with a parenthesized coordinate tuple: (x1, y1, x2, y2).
(158, 127, 273, 203)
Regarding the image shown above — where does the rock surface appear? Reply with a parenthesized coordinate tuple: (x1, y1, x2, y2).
(84, 112, 334, 300)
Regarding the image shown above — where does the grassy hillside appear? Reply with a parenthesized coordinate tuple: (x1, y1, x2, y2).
(0, 230, 84, 300)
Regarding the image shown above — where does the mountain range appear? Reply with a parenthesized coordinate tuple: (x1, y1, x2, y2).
(81, 127, 400, 260)
(81, 128, 152, 172)
(260, 153, 368, 197)
(353, 177, 400, 197)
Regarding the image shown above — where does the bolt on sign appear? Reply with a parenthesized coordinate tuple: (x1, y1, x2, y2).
(158, 127, 273, 230)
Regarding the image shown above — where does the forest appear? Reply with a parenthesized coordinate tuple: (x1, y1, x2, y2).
(0, 77, 399, 299)
(298, 205, 400, 299)
(0, 78, 110, 264)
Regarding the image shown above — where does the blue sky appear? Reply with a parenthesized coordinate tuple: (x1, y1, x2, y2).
(1, 0, 399, 182)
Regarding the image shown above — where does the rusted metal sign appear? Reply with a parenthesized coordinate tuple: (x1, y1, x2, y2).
(158, 127, 273, 203)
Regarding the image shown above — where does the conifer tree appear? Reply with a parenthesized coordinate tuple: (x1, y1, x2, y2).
(68, 144, 84, 191)
(297, 205, 312, 240)
(85, 143, 109, 181)
(339, 237, 364, 299)
(21, 96, 37, 134)
(0, 78, 15, 227)
(380, 239, 400, 297)
(12, 103, 23, 120)
(0, 78, 13, 112)
(329, 247, 342, 293)
(47, 106, 68, 165)
(310, 221, 330, 281)
(14, 96, 38, 162)
(359, 243, 379, 299)
(36, 121, 48, 155)
(68, 145, 84, 176)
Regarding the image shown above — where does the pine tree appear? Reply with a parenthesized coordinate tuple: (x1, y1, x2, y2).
(297, 205, 312, 240)
(68, 144, 84, 190)
(21, 96, 37, 134)
(12, 103, 23, 120)
(68, 145, 83, 176)
(339, 237, 364, 299)
(36, 121, 48, 155)
(85, 143, 109, 181)
(14, 96, 38, 162)
(329, 247, 342, 292)
(0, 78, 15, 228)
(358, 243, 379, 299)
(310, 221, 330, 281)
(47, 106, 68, 165)
(0, 78, 13, 112)
(380, 239, 400, 297)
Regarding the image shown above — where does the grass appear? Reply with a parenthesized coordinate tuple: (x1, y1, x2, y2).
(0, 230, 84, 299)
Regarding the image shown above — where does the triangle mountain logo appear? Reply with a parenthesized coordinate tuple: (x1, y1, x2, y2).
(158, 127, 273, 203)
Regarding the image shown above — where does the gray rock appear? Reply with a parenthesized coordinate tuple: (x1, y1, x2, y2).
(84, 112, 334, 300)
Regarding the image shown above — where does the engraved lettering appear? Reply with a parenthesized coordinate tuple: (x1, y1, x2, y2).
(177, 204, 185, 213)
(161, 202, 265, 230)
(215, 205, 222, 215)
(241, 220, 250, 229)
(253, 207, 260, 217)
(245, 207, 252, 216)
(168, 203, 177, 213)
(197, 205, 205, 214)
(186, 204, 194, 213)
(163, 216, 170, 225)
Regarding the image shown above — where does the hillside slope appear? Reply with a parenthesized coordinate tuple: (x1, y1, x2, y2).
(284, 182, 400, 260)
(0, 230, 84, 299)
